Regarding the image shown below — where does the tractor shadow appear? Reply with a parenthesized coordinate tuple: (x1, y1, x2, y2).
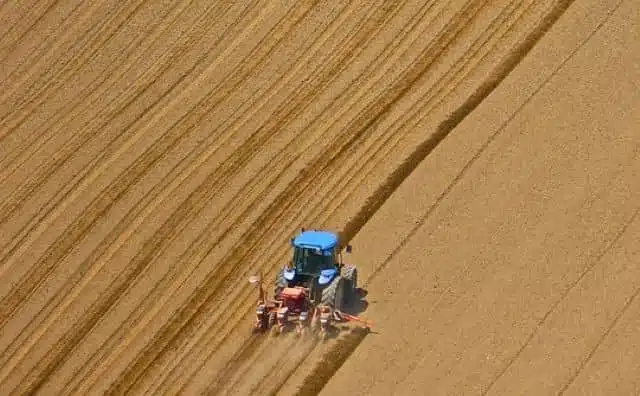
(343, 288, 369, 316)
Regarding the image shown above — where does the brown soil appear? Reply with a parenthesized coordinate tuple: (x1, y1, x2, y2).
(1, 0, 638, 395)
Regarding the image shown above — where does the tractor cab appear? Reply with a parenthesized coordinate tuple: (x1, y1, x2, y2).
(286, 230, 337, 282)
(283, 229, 350, 291)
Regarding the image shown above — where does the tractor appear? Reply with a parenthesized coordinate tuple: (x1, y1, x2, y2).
(249, 228, 365, 338)
(275, 228, 357, 312)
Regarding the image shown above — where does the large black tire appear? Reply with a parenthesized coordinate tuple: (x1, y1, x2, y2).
(342, 264, 358, 304)
(321, 276, 345, 311)
(274, 268, 288, 300)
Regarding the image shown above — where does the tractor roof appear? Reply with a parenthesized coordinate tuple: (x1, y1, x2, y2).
(293, 230, 338, 250)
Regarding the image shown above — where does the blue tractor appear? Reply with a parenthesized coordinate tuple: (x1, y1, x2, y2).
(274, 229, 357, 312)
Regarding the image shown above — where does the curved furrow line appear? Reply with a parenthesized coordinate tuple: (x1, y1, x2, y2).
(266, 0, 576, 390)
(297, 0, 518, 233)
(53, 3, 379, 393)
(0, 0, 86, 97)
(164, 0, 519, 391)
(0, 0, 63, 64)
(328, 0, 539, 241)
(288, 0, 527, 235)
(0, 0, 153, 207)
(0, 3, 326, 394)
(0, 0, 294, 299)
(0, 1, 264, 281)
(41, 10, 470, 394)
(0, 0, 309, 371)
(0, 0, 137, 126)
(127, 0, 488, 390)
(0, 0, 199, 186)
(0, 0, 248, 174)
(104, 2, 416, 392)
(0, 0, 190, 202)
(100, 2, 410, 390)
(151, 2, 469, 389)
(360, 0, 581, 291)
(0, 0, 298, 368)
(0, 0, 244, 266)
(0, 0, 41, 45)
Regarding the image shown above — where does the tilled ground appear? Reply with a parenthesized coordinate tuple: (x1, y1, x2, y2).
(0, 0, 638, 395)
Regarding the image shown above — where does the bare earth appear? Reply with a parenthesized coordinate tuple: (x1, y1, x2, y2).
(0, 0, 638, 395)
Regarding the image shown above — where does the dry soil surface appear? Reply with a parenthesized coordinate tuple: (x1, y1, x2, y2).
(0, 0, 638, 395)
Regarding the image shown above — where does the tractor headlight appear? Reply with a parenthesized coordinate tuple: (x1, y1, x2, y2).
(299, 311, 308, 321)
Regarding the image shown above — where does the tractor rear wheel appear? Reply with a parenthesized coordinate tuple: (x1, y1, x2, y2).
(321, 276, 345, 311)
(342, 265, 358, 305)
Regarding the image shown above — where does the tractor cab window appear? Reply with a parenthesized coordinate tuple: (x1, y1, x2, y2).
(293, 247, 334, 273)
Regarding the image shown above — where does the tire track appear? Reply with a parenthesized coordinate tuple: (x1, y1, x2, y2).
(326, 0, 536, 246)
(482, 196, 638, 395)
(55, 2, 381, 393)
(0, 0, 588, 393)
(0, 0, 286, 312)
(347, 0, 577, 287)
(0, 0, 175, 207)
(0, 0, 185, 181)
(559, 289, 640, 394)
(0, 3, 317, 394)
(97, 0, 552, 392)
(0, 0, 244, 273)
(0, 0, 263, 292)
(0, 0, 133, 126)
(133, 1, 493, 392)
(100, 3, 413, 393)
(211, 0, 528, 390)
(0, 0, 61, 65)
(0, 0, 344, 366)
(264, 0, 579, 393)
(556, 209, 640, 395)
(166, 0, 490, 390)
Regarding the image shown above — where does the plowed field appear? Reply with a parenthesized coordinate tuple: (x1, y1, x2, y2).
(1, 0, 638, 395)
